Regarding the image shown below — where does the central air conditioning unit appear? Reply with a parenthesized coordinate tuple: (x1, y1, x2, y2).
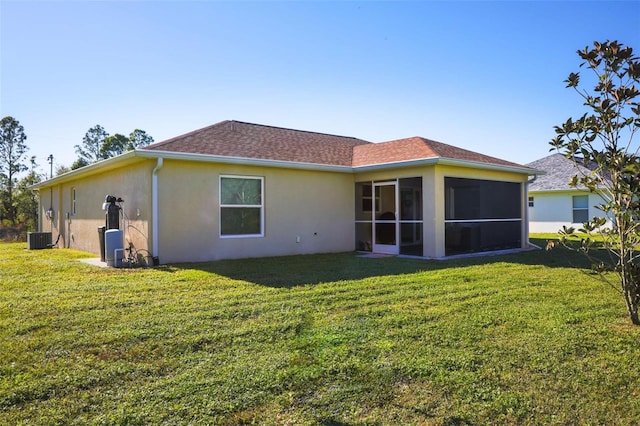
(27, 232, 52, 250)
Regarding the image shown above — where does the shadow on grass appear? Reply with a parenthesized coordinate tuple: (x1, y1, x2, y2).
(163, 237, 602, 289)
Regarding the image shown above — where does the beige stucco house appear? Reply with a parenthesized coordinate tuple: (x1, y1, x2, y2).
(33, 120, 539, 264)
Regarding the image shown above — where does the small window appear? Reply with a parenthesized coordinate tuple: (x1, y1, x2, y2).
(220, 176, 264, 237)
(528, 197, 534, 207)
(71, 187, 77, 216)
(572, 195, 589, 223)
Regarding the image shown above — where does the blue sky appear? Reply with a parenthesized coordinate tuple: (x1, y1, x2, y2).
(1, 1, 639, 174)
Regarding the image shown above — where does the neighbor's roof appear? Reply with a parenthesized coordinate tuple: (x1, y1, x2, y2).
(143, 120, 534, 172)
(526, 153, 604, 192)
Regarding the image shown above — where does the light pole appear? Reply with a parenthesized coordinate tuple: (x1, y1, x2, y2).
(47, 154, 53, 179)
(46, 155, 54, 224)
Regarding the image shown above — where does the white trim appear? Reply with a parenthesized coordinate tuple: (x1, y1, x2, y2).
(138, 150, 353, 173)
(444, 218, 522, 223)
(523, 183, 530, 249)
(31, 149, 539, 191)
(572, 194, 589, 223)
(353, 157, 540, 176)
(529, 188, 606, 194)
(31, 151, 139, 189)
(71, 187, 76, 216)
(372, 181, 399, 255)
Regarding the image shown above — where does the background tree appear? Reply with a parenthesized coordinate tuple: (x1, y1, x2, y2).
(128, 129, 154, 149)
(14, 156, 42, 231)
(73, 125, 108, 168)
(550, 40, 640, 325)
(70, 158, 89, 171)
(55, 164, 71, 176)
(100, 133, 129, 159)
(72, 126, 154, 169)
(0, 116, 29, 224)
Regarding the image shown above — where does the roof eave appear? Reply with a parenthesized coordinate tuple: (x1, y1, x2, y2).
(529, 187, 607, 194)
(30, 151, 540, 190)
(30, 151, 139, 190)
(438, 158, 542, 175)
(135, 149, 354, 173)
(353, 157, 541, 175)
(30, 150, 355, 190)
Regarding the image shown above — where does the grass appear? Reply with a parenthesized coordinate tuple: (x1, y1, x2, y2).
(1, 237, 640, 425)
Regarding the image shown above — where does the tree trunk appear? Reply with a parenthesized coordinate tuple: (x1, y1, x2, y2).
(622, 273, 640, 326)
(619, 252, 640, 326)
(626, 290, 640, 325)
(7, 173, 14, 225)
(627, 301, 640, 325)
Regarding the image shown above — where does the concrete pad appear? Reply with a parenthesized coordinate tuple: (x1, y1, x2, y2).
(357, 253, 394, 258)
(80, 258, 109, 268)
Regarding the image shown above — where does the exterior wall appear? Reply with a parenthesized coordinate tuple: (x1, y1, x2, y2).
(37, 157, 532, 263)
(155, 160, 355, 263)
(38, 160, 153, 257)
(528, 190, 609, 233)
(38, 185, 62, 245)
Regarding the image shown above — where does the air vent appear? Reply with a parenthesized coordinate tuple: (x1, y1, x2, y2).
(27, 232, 52, 250)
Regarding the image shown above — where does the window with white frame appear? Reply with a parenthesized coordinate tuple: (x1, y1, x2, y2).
(572, 195, 589, 223)
(528, 196, 534, 207)
(220, 176, 264, 237)
(72, 187, 77, 216)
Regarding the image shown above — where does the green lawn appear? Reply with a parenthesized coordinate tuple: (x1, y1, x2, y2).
(1, 238, 639, 425)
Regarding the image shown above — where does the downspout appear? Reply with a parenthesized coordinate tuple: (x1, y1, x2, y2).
(152, 157, 164, 263)
(57, 185, 64, 247)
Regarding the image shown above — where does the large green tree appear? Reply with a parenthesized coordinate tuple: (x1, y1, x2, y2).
(550, 40, 640, 325)
(0, 116, 29, 224)
(100, 134, 130, 159)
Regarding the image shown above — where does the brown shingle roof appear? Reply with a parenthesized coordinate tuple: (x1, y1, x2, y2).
(142, 120, 530, 171)
(143, 120, 370, 166)
(352, 136, 527, 168)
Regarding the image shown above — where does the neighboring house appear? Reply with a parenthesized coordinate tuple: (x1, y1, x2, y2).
(33, 120, 539, 264)
(526, 153, 610, 233)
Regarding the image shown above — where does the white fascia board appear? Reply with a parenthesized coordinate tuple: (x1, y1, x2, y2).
(134, 149, 354, 173)
(31, 150, 540, 191)
(30, 149, 352, 191)
(30, 151, 138, 190)
(353, 157, 541, 176)
(353, 157, 440, 172)
(529, 188, 606, 194)
(438, 158, 543, 175)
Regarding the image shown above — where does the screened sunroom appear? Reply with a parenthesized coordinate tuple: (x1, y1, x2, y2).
(444, 177, 523, 256)
(355, 177, 423, 256)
